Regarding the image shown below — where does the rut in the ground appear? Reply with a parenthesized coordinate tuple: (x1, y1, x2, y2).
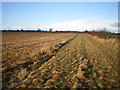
(8, 34, 118, 88)
(2, 34, 77, 89)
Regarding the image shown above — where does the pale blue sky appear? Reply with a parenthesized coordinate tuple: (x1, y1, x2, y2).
(2, 2, 118, 32)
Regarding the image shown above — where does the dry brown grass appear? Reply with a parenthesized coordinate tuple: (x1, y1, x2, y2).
(90, 35, 119, 51)
(2, 32, 77, 89)
(2, 32, 76, 68)
(2, 33, 119, 89)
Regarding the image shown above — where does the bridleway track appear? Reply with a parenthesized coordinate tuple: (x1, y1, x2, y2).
(15, 33, 118, 88)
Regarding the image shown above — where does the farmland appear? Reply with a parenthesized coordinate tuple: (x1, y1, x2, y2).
(2, 32, 119, 89)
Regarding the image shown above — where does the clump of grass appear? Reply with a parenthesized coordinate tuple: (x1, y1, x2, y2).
(17, 68, 28, 81)
(44, 79, 60, 88)
(72, 82, 82, 88)
(80, 64, 88, 71)
(16, 84, 26, 88)
(39, 79, 45, 84)
(72, 57, 110, 89)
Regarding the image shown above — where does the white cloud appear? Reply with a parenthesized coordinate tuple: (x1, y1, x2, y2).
(0, 26, 4, 30)
(2, 18, 118, 32)
(10, 26, 24, 30)
(48, 18, 118, 32)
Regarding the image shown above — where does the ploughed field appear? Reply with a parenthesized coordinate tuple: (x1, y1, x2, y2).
(2, 32, 119, 89)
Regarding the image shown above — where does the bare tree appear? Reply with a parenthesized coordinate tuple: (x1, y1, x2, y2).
(102, 27, 107, 32)
(37, 28, 41, 32)
(49, 28, 52, 32)
(21, 29, 24, 31)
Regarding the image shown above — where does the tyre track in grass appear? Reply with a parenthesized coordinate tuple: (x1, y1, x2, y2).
(85, 35, 118, 75)
(86, 34, 118, 66)
(15, 33, 118, 89)
(81, 34, 118, 88)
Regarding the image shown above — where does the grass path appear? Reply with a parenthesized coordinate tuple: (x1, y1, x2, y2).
(9, 34, 119, 88)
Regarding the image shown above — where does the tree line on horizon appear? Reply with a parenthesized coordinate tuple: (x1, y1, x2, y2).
(1, 28, 118, 34)
(1, 28, 80, 33)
